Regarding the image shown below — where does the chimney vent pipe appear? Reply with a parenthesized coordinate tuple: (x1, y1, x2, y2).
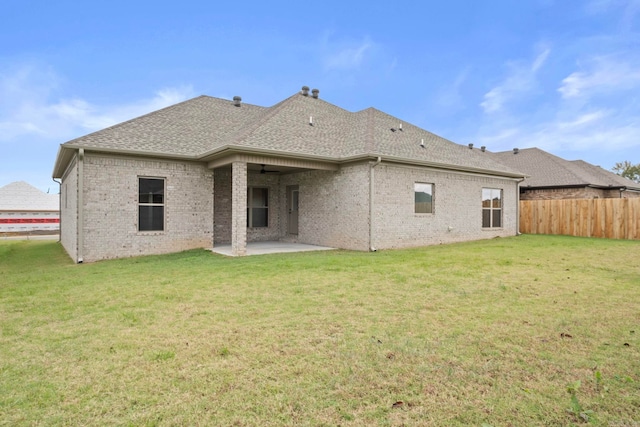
(468, 143, 474, 149)
(233, 96, 242, 107)
(301, 86, 310, 96)
(311, 88, 319, 99)
(481, 146, 486, 152)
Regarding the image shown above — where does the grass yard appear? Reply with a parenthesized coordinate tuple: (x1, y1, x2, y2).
(1, 235, 639, 426)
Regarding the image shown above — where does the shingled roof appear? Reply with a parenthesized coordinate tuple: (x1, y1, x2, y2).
(53, 89, 525, 178)
(492, 147, 640, 190)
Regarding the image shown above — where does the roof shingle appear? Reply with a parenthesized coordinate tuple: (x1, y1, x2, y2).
(55, 90, 524, 178)
(492, 147, 640, 190)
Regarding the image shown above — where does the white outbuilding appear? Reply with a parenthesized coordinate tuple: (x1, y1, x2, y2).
(0, 181, 59, 233)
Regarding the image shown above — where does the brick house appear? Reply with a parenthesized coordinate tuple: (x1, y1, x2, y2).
(493, 148, 640, 200)
(52, 87, 525, 263)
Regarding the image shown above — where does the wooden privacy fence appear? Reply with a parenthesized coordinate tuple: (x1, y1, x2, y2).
(520, 198, 640, 240)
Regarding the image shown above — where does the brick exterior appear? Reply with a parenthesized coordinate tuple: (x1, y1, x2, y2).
(60, 154, 520, 262)
(520, 187, 640, 200)
(214, 168, 282, 245)
(372, 164, 518, 249)
(75, 153, 213, 262)
(60, 156, 78, 260)
(230, 162, 247, 256)
(279, 164, 370, 250)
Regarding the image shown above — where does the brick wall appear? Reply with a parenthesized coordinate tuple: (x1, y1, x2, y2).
(521, 187, 608, 200)
(214, 167, 282, 245)
(213, 168, 231, 244)
(279, 164, 370, 250)
(60, 156, 78, 260)
(372, 163, 519, 249)
(64, 154, 522, 261)
(79, 154, 213, 262)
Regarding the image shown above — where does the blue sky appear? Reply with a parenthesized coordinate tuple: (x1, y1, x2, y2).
(2, 0, 639, 192)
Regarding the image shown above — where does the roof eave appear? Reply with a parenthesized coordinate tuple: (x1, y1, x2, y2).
(364, 154, 527, 179)
(53, 144, 527, 180)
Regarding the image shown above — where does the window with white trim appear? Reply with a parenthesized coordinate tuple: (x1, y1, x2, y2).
(482, 188, 502, 228)
(138, 178, 165, 231)
(414, 183, 434, 214)
(247, 187, 268, 227)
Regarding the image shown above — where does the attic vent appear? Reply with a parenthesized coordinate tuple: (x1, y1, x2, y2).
(311, 88, 319, 99)
(481, 146, 486, 152)
(301, 86, 310, 96)
(233, 96, 242, 107)
(513, 148, 519, 154)
(468, 143, 474, 149)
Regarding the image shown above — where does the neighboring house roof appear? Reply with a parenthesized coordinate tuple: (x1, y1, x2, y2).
(492, 147, 640, 191)
(53, 89, 525, 179)
(0, 181, 59, 211)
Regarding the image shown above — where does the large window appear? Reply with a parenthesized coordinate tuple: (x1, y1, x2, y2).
(247, 187, 268, 227)
(139, 178, 165, 231)
(482, 188, 502, 228)
(415, 183, 434, 214)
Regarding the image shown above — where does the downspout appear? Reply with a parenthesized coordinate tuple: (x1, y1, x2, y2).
(369, 156, 382, 251)
(516, 177, 525, 235)
(52, 178, 61, 243)
(77, 149, 84, 263)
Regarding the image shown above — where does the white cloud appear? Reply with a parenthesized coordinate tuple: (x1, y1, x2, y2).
(0, 64, 195, 143)
(435, 68, 470, 111)
(320, 32, 375, 71)
(473, 37, 640, 164)
(558, 56, 640, 99)
(480, 47, 551, 113)
(585, 0, 640, 31)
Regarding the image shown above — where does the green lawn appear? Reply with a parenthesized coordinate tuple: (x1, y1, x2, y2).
(1, 235, 639, 426)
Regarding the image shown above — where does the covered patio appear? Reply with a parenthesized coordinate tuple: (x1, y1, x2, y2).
(211, 241, 335, 257)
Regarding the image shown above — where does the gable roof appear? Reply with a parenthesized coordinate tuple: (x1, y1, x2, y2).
(492, 147, 640, 191)
(53, 90, 525, 179)
(0, 181, 59, 211)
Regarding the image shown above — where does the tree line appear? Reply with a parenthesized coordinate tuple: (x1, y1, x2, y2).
(612, 161, 640, 183)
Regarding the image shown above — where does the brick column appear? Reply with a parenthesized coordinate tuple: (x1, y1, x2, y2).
(231, 162, 247, 256)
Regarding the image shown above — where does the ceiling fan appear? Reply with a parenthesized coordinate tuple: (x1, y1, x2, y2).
(260, 164, 280, 174)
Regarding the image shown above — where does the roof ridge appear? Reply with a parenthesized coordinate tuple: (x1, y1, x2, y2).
(227, 93, 300, 146)
(532, 148, 591, 184)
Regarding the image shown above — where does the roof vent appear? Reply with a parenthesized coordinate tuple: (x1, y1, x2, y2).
(481, 146, 486, 152)
(513, 148, 519, 154)
(468, 143, 474, 149)
(233, 96, 242, 107)
(399, 123, 403, 131)
(311, 88, 319, 99)
(301, 86, 310, 96)
(420, 139, 425, 148)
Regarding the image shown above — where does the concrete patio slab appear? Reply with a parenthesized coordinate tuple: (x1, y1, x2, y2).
(211, 241, 335, 256)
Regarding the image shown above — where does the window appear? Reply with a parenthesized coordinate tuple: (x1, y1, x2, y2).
(139, 178, 165, 231)
(247, 187, 268, 227)
(482, 188, 502, 228)
(415, 183, 434, 214)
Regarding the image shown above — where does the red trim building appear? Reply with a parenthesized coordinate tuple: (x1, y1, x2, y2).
(0, 181, 59, 233)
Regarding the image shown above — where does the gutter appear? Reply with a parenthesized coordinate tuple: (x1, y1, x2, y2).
(55, 144, 527, 181)
(516, 177, 526, 235)
(77, 149, 84, 263)
(52, 178, 61, 243)
(369, 156, 382, 251)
